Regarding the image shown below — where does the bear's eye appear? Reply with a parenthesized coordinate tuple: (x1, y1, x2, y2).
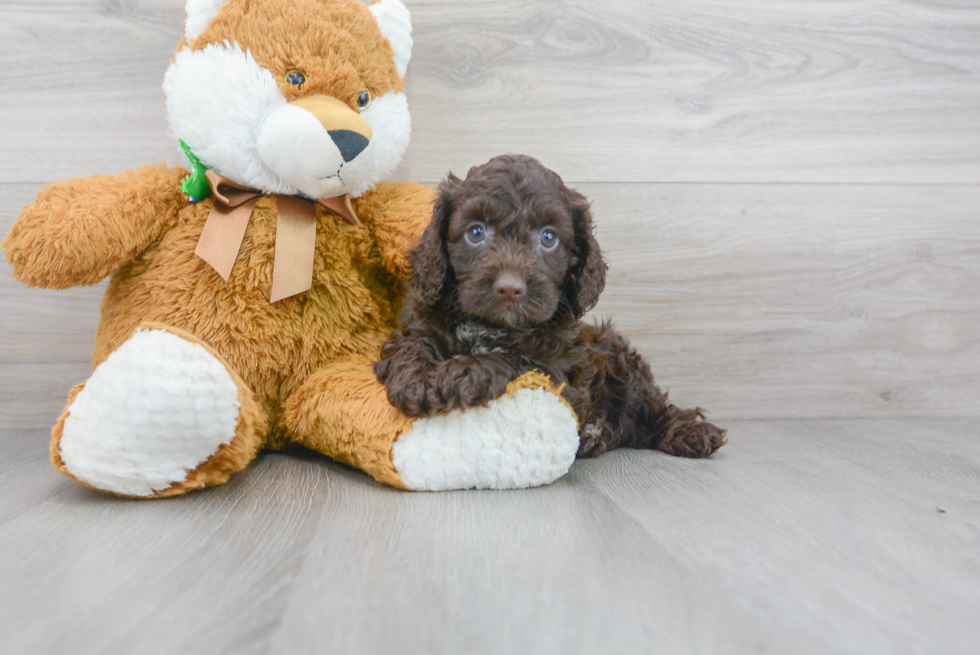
(286, 70, 306, 87)
(465, 222, 486, 245)
(539, 228, 559, 249)
(357, 90, 372, 110)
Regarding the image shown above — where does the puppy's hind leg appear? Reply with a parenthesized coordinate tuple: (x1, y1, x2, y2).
(655, 406, 727, 458)
(584, 322, 726, 458)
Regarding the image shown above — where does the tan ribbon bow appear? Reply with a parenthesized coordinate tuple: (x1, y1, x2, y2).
(194, 171, 359, 303)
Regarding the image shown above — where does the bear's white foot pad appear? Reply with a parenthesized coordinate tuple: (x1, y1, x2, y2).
(59, 329, 240, 497)
(392, 386, 580, 491)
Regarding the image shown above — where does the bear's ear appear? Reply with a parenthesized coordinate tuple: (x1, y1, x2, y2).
(370, 0, 413, 79)
(185, 0, 229, 42)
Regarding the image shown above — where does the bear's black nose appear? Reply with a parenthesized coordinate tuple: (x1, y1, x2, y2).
(328, 130, 370, 162)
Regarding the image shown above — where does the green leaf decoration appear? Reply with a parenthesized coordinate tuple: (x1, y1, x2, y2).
(179, 139, 212, 202)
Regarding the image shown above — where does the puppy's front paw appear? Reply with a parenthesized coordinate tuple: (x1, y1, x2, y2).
(659, 410, 727, 458)
(386, 379, 445, 418)
(436, 357, 510, 410)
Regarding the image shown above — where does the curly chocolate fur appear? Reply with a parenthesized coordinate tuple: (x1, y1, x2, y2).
(375, 154, 726, 458)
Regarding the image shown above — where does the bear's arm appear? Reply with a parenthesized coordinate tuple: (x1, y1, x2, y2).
(2, 164, 188, 289)
(355, 181, 436, 280)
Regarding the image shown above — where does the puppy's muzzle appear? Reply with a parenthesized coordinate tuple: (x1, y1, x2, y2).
(493, 273, 526, 302)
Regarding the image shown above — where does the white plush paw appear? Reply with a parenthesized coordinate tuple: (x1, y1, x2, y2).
(59, 329, 241, 497)
(391, 386, 579, 491)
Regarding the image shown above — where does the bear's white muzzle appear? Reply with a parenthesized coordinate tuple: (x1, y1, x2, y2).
(257, 95, 373, 200)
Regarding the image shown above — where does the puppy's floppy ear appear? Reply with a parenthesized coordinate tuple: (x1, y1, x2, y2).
(410, 173, 460, 306)
(564, 188, 607, 318)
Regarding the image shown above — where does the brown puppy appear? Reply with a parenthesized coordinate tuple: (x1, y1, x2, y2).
(375, 154, 726, 458)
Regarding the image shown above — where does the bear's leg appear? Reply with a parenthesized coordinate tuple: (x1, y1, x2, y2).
(51, 323, 266, 498)
(286, 361, 580, 491)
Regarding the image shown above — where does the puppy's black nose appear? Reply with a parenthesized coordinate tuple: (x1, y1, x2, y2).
(494, 274, 526, 302)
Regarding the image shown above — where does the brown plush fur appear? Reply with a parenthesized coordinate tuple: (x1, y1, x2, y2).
(5, 165, 188, 289)
(87, 177, 434, 444)
(375, 155, 727, 459)
(3, 0, 437, 496)
(5, 168, 435, 496)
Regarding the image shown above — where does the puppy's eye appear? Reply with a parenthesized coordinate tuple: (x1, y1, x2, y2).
(357, 90, 372, 110)
(539, 228, 559, 249)
(286, 70, 306, 87)
(465, 223, 487, 245)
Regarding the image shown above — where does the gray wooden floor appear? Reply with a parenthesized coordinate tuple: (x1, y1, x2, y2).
(2, 0, 980, 653)
(1, 419, 978, 655)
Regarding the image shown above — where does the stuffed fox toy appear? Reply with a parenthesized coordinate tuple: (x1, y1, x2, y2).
(3, 0, 580, 498)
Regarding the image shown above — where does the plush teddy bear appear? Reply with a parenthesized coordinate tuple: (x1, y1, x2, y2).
(3, 0, 580, 498)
